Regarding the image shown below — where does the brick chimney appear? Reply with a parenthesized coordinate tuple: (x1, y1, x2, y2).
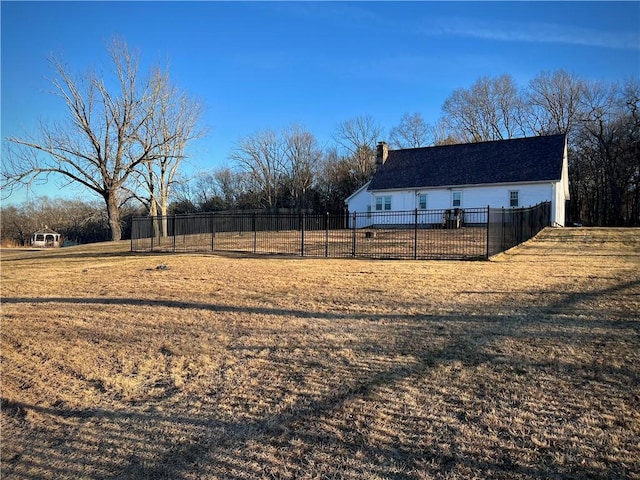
(376, 141, 389, 166)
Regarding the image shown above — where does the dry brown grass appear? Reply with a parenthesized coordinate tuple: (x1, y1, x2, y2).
(134, 227, 487, 260)
(1, 228, 639, 479)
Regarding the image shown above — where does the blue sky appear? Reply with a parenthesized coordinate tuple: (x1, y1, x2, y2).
(2, 1, 639, 205)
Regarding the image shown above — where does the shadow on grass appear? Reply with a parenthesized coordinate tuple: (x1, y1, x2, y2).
(0, 249, 140, 263)
(3, 318, 635, 480)
(4, 277, 638, 324)
(2, 276, 638, 479)
(5, 319, 629, 480)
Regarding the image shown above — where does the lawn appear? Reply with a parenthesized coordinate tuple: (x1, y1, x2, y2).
(1, 228, 639, 479)
(132, 226, 488, 260)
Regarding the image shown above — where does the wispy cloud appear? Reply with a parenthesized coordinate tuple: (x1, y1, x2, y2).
(421, 17, 640, 51)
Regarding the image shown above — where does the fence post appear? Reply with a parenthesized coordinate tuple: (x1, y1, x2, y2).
(414, 208, 418, 260)
(211, 213, 216, 252)
(252, 213, 257, 254)
(486, 205, 490, 259)
(351, 212, 357, 257)
(501, 207, 506, 252)
(300, 212, 305, 257)
(325, 212, 329, 258)
(172, 215, 176, 252)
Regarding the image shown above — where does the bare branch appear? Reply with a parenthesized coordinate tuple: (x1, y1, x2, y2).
(1, 37, 204, 240)
(389, 112, 432, 149)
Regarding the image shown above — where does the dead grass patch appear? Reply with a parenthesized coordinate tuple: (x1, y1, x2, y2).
(1, 228, 639, 479)
(133, 227, 487, 259)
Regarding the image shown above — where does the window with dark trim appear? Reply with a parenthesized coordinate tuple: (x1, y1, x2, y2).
(418, 194, 428, 210)
(509, 191, 519, 207)
(375, 196, 392, 211)
(452, 191, 462, 207)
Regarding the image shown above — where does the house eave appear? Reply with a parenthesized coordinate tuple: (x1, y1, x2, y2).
(345, 181, 371, 203)
(368, 179, 560, 194)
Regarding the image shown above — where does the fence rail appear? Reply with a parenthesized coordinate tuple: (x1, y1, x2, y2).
(487, 202, 551, 257)
(131, 202, 551, 260)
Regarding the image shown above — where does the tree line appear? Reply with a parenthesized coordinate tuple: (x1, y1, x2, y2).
(172, 71, 639, 227)
(0, 198, 143, 247)
(2, 40, 638, 247)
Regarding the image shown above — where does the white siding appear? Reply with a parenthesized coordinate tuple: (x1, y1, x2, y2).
(553, 182, 563, 226)
(347, 180, 564, 228)
(345, 182, 372, 214)
(363, 183, 555, 212)
(551, 142, 570, 226)
(345, 184, 374, 228)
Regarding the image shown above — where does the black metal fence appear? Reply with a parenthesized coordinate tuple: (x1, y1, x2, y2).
(487, 202, 551, 257)
(131, 202, 551, 260)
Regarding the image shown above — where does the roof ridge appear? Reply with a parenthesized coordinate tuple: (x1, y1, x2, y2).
(369, 134, 566, 191)
(387, 133, 566, 153)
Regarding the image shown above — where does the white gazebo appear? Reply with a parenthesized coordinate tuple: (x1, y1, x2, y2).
(31, 227, 61, 248)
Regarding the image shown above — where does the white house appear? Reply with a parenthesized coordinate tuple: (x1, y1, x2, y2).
(346, 134, 569, 227)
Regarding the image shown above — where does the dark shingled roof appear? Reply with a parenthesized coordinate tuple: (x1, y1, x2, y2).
(368, 134, 566, 191)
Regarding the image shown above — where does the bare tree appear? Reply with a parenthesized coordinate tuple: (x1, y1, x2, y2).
(0, 204, 37, 246)
(211, 167, 243, 209)
(527, 70, 585, 137)
(430, 119, 461, 146)
(129, 67, 203, 235)
(315, 147, 357, 213)
(172, 167, 247, 212)
(441, 75, 525, 142)
(389, 112, 432, 149)
(331, 115, 382, 187)
(230, 129, 284, 209)
(571, 79, 640, 226)
(282, 125, 321, 211)
(1, 39, 198, 241)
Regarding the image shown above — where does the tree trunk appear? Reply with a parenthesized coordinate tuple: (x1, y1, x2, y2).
(160, 174, 169, 237)
(105, 192, 122, 241)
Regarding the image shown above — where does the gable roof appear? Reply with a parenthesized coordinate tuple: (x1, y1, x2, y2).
(368, 134, 566, 191)
(345, 180, 371, 203)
